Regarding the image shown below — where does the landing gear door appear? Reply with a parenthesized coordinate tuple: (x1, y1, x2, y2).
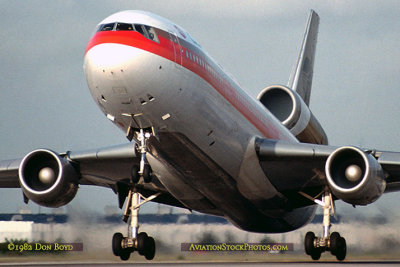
(168, 31, 182, 66)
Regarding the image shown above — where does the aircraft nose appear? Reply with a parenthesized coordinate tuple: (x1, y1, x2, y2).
(83, 43, 149, 121)
(83, 43, 156, 130)
(84, 43, 147, 98)
(84, 43, 143, 70)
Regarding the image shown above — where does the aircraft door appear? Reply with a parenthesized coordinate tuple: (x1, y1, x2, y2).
(168, 31, 182, 66)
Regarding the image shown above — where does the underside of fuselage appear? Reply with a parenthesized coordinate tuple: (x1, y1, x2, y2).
(147, 131, 317, 233)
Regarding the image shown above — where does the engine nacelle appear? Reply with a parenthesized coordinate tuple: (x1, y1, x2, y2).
(257, 85, 328, 145)
(325, 146, 386, 205)
(18, 149, 79, 208)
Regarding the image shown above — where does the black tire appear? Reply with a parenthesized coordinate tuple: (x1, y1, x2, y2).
(330, 232, 341, 256)
(131, 165, 140, 184)
(335, 237, 346, 261)
(311, 248, 321, 260)
(112, 232, 123, 256)
(304, 232, 315, 255)
(137, 232, 148, 255)
(143, 164, 152, 183)
(144, 236, 156, 260)
(119, 249, 130, 261)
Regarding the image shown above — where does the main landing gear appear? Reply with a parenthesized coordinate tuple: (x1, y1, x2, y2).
(302, 189, 347, 261)
(112, 128, 159, 261)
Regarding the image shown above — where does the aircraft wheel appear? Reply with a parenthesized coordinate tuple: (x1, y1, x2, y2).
(335, 237, 346, 261)
(112, 232, 123, 256)
(143, 164, 152, 183)
(137, 232, 148, 255)
(131, 165, 140, 184)
(144, 236, 156, 260)
(329, 232, 341, 256)
(311, 248, 321, 260)
(304, 231, 315, 255)
(119, 249, 131, 261)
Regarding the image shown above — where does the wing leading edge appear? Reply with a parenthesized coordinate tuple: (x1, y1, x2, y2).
(0, 143, 186, 210)
(256, 138, 400, 208)
(0, 143, 140, 188)
(0, 159, 21, 188)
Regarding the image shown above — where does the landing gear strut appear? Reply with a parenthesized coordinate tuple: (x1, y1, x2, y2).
(131, 129, 153, 184)
(112, 190, 160, 260)
(302, 189, 347, 261)
(113, 128, 158, 260)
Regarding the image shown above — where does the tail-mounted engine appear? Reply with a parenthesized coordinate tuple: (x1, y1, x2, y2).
(325, 146, 386, 205)
(257, 85, 328, 145)
(18, 149, 79, 208)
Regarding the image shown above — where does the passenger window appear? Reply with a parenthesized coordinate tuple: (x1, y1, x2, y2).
(98, 23, 115, 31)
(116, 23, 134, 31)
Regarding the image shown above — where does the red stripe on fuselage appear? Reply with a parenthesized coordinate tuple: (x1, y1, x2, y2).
(86, 30, 290, 141)
(85, 31, 175, 61)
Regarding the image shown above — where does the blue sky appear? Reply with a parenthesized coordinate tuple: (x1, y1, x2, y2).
(1, 0, 400, 217)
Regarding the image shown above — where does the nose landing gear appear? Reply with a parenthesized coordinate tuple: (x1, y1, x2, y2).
(302, 189, 347, 261)
(113, 127, 159, 260)
(131, 128, 153, 184)
(112, 189, 160, 260)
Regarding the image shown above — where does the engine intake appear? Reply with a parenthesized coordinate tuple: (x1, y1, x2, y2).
(18, 149, 79, 208)
(258, 85, 328, 145)
(325, 146, 386, 205)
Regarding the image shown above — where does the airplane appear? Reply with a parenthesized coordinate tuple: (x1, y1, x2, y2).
(1, 9, 400, 261)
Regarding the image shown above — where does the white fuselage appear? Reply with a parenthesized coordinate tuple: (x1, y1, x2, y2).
(84, 10, 315, 233)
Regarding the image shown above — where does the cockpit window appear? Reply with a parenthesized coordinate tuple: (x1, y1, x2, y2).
(98, 23, 115, 31)
(96, 22, 160, 44)
(134, 24, 159, 43)
(144, 26, 159, 43)
(134, 24, 146, 36)
(116, 23, 134, 31)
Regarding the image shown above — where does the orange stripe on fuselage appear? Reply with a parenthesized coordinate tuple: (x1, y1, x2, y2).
(86, 30, 291, 141)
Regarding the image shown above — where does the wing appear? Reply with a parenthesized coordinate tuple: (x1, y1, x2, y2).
(256, 138, 400, 208)
(0, 159, 21, 188)
(0, 143, 185, 209)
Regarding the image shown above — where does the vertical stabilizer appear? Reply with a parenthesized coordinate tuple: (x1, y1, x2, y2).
(287, 10, 319, 106)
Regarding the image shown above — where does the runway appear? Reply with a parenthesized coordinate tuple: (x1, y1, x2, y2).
(1, 261, 400, 267)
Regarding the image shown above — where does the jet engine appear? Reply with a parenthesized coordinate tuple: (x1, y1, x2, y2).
(325, 146, 386, 205)
(258, 85, 328, 145)
(18, 149, 79, 208)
